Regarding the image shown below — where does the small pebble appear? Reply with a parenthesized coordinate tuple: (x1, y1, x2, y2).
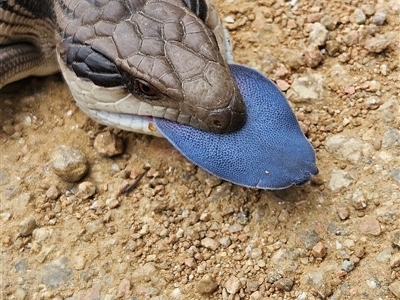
(366, 80, 381, 92)
(199, 212, 211, 222)
(276, 79, 290, 91)
(51, 145, 88, 182)
(364, 97, 381, 110)
(382, 127, 400, 148)
(184, 257, 196, 268)
(342, 260, 355, 272)
(1, 211, 12, 221)
(219, 237, 232, 248)
(131, 262, 157, 281)
(238, 233, 248, 242)
(351, 8, 366, 24)
(376, 249, 392, 262)
(358, 218, 381, 236)
(15, 258, 28, 272)
(73, 255, 86, 270)
(196, 275, 218, 294)
(19, 216, 37, 237)
(392, 230, 400, 248)
(326, 40, 340, 56)
(390, 253, 400, 269)
(354, 246, 365, 258)
(350, 255, 360, 264)
(201, 237, 219, 251)
(273, 277, 294, 292)
(106, 198, 120, 209)
(110, 163, 120, 173)
(364, 36, 391, 53)
(0, 169, 8, 185)
(208, 182, 231, 200)
(389, 282, 400, 298)
(3, 124, 15, 135)
(257, 259, 266, 268)
(380, 64, 387, 76)
(304, 46, 324, 68)
(14, 288, 26, 300)
(41, 257, 73, 288)
(320, 14, 337, 30)
(308, 22, 328, 46)
(250, 291, 262, 300)
(116, 278, 131, 298)
(361, 4, 375, 16)
(229, 223, 243, 233)
(171, 288, 181, 299)
(287, 73, 324, 102)
(343, 31, 359, 46)
(373, 11, 386, 25)
(246, 281, 259, 292)
(76, 181, 96, 199)
(224, 16, 235, 23)
(299, 230, 320, 250)
(328, 169, 352, 192)
(32, 228, 52, 242)
(337, 207, 350, 220)
(94, 131, 124, 157)
(312, 242, 327, 258)
(267, 270, 282, 284)
(45, 185, 60, 200)
(250, 248, 263, 260)
(351, 191, 367, 210)
(237, 210, 249, 224)
(204, 176, 222, 188)
(225, 276, 242, 294)
(344, 86, 356, 94)
(146, 254, 156, 262)
(85, 219, 104, 234)
(307, 12, 324, 23)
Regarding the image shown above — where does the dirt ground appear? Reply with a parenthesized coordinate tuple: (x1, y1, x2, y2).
(1, 0, 400, 299)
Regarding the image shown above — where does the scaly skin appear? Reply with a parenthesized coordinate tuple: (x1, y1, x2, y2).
(0, 0, 318, 189)
(0, 0, 246, 134)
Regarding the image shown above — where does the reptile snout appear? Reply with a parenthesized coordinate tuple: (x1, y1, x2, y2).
(182, 62, 247, 133)
(203, 87, 247, 133)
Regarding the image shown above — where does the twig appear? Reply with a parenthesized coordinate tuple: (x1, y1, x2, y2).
(118, 166, 150, 196)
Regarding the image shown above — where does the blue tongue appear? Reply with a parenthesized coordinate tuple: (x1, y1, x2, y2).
(154, 64, 318, 189)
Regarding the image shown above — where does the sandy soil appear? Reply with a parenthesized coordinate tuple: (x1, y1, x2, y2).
(1, 0, 400, 299)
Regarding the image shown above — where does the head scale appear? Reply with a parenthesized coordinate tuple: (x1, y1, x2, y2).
(55, 0, 246, 133)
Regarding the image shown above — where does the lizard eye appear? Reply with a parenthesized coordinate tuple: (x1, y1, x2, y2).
(137, 79, 158, 97)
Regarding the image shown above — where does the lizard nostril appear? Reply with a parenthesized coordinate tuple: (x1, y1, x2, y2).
(206, 113, 230, 133)
(211, 119, 223, 128)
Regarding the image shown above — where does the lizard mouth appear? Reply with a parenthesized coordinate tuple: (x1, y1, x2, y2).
(154, 64, 318, 189)
(92, 110, 162, 137)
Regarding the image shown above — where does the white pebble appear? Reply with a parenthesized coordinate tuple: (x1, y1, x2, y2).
(224, 16, 235, 23)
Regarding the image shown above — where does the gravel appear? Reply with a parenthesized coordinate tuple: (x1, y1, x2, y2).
(18, 216, 37, 237)
(328, 169, 353, 192)
(358, 217, 381, 236)
(273, 277, 294, 292)
(196, 275, 219, 294)
(389, 282, 400, 298)
(1, 0, 399, 299)
(225, 276, 242, 294)
(94, 131, 124, 157)
(51, 145, 89, 182)
(41, 257, 73, 289)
